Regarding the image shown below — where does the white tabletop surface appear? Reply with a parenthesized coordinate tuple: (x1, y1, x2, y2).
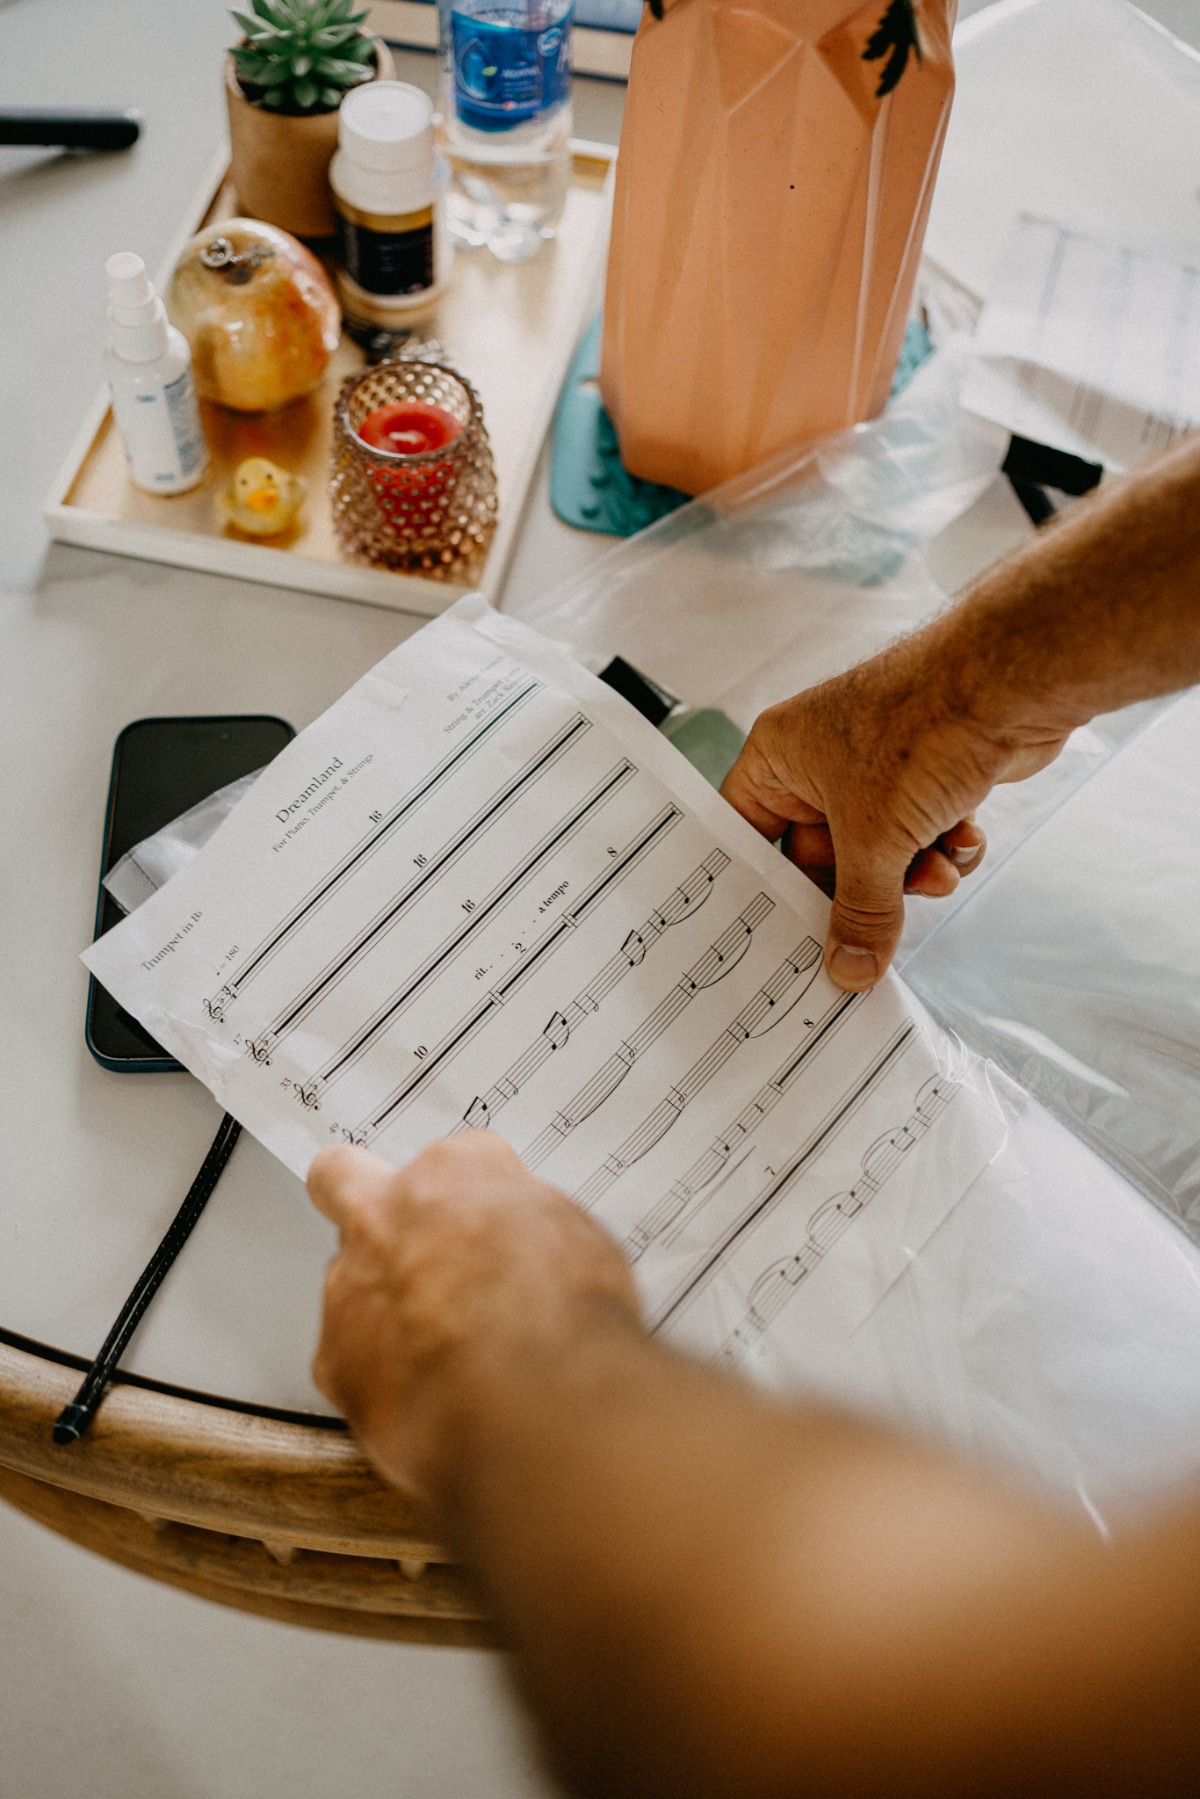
(3, 0, 1198, 1424)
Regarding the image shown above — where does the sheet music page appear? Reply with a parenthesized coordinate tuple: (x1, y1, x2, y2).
(84, 596, 1003, 1361)
(962, 214, 1200, 470)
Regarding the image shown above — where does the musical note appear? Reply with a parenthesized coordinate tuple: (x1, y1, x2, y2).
(622, 949, 840, 1257)
(523, 894, 775, 1170)
(450, 847, 729, 1138)
(717, 1071, 958, 1365)
(576, 940, 827, 1209)
(351, 810, 687, 1143)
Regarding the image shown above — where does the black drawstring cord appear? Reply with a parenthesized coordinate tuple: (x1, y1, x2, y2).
(52, 1112, 242, 1444)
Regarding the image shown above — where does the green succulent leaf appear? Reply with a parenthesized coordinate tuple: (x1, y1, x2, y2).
(232, 49, 280, 80)
(230, 0, 374, 109)
(314, 54, 370, 79)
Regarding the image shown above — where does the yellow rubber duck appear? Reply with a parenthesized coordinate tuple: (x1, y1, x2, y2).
(218, 457, 307, 536)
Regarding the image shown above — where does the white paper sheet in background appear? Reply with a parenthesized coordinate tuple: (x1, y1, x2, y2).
(924, 0, 1200, 303)
(962, 215, 1200, 468)
(84, 597, 1005, 1363)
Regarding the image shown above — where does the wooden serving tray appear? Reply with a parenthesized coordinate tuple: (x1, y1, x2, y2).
(45, 142, 615, 617)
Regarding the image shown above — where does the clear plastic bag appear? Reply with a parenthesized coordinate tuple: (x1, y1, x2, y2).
(103, 769, 261, 915)
(527, 346, 1200, 1524)
(903, 689, 1200, 1231)
(525, 343, 1008, 728)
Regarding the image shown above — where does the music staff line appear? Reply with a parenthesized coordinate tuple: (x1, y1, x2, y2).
(715, 1071, 959, 1367)
(625, 978, 853, 1263)
(651, 1023, 917, 1332)
(205, 676, 540, 1020)
(450, 847, 731, 1139)
(571, 937, 829, 1210)
(284, 758, 638, 1093)
(350, 809, 697, 1144)
(282, 759, 644, 1093)
(247, 709, 593, 1061)
(521, 892, 775, 1173)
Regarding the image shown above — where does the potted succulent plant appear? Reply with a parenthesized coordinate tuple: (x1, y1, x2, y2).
(225, 0, 396, 240)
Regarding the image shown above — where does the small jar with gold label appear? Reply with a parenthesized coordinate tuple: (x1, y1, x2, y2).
(331, 81, 450, 325)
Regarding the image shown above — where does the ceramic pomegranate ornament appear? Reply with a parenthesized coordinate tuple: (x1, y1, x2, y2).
(168, 219, 341, 412)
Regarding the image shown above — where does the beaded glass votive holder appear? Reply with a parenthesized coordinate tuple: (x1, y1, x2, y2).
(330, 361, 498, 578)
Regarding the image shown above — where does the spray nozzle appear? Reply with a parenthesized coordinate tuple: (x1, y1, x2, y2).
(106, 251, 159, 322)
(104, 250, 170, 358)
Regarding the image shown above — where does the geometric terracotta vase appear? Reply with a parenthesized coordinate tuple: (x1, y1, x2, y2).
(600, 0, 957, 494)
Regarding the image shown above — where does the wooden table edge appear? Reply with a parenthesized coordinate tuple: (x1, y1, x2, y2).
(0, 1336, 447, 1559)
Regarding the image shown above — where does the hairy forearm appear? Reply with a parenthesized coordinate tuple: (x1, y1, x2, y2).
(309, 1143, 1200, 1796)
(933, 433, 1200, 733)
(432, 1306, 1200, 1799)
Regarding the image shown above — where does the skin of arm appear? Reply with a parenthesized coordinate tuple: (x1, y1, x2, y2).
(310, 1135, 1200, 1799)
(721, 431, 1200, 990)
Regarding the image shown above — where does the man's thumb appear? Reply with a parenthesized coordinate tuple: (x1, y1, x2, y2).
(825, 850, 907, 992)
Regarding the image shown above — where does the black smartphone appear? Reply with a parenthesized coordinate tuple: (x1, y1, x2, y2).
(87, 714, 294, 1072)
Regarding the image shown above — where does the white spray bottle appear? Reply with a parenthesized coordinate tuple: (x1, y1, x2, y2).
(103, 251, 208, 495)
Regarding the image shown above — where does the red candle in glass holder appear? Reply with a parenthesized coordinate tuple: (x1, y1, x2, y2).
(359, 401, 462, 456)
(357, 400, 464, 529)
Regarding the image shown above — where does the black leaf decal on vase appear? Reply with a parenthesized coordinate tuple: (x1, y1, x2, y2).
(863, 0, 923, 96)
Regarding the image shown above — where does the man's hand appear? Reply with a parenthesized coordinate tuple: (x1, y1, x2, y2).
(308, 1133, 640, 1503)
(721, 641, 1066, 991)
(723, 431, 1200, 994)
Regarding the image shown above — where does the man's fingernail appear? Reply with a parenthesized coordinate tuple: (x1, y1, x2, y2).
(829, 946, 879, 990)
(951, 844, 980, 866)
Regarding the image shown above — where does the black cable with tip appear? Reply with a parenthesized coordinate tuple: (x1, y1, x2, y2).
(52, 1113, 242, 1445)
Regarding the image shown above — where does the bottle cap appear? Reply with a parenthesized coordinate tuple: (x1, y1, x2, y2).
(338, 81, 435, 176)
(105, 250, 169, 360)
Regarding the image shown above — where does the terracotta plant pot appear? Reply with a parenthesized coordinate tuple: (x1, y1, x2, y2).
(601, 0, 957, 494)
(224, 39, 396, 241)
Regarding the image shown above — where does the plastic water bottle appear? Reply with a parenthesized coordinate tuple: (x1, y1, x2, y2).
(436, 0, 573, 264)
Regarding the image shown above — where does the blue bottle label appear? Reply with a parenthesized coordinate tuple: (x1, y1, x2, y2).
(451, 7, 571, 131)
